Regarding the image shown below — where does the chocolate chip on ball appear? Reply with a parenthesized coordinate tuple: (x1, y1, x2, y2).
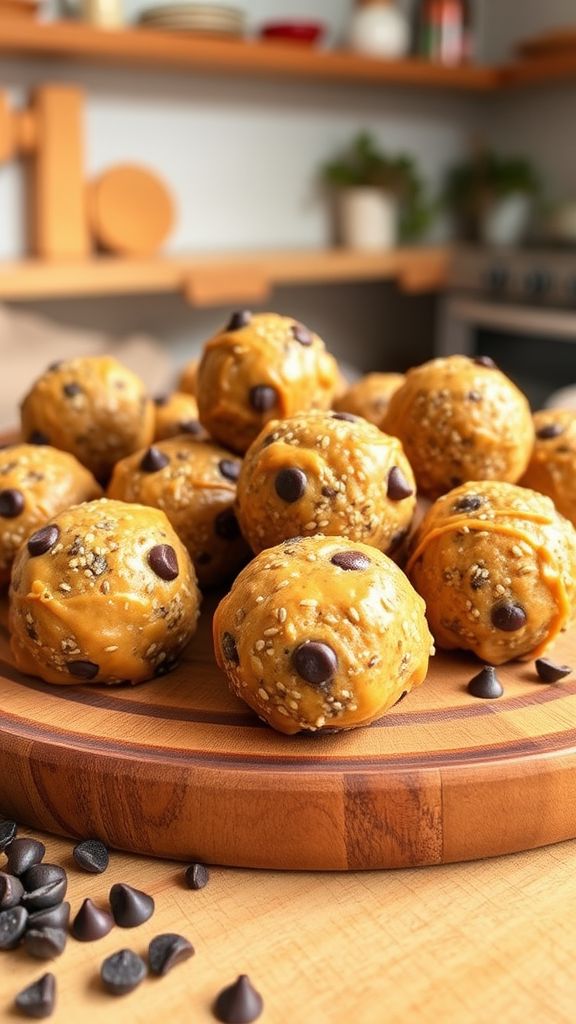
(0, 489, 24, 518)
(275, 468, 307, 504)
(27, 525, 60, 557)
(148, 544, 179, 581)
(331, 550, 371, 571)
(491, 601, 527, 632)
(249, 385, 277, 413)
(291, 641, 338, 687)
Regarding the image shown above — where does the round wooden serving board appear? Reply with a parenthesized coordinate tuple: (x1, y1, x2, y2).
(1, 595, 576, 871)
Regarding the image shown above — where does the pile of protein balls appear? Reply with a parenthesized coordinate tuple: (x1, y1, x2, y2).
(2, 311, 576, 737)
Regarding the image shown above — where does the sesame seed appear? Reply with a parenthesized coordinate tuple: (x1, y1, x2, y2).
(348, 608, 360, 623)
(299, 599, 318, 608)
(277, 607, 287, 623)
(255, 639, 266, 652)
(105, 645, 119, 652)
(304, 521, 318, 531)
(315, 716, 326, 728)
(263, 626, 280, 637)
(258, 688, 269, 701)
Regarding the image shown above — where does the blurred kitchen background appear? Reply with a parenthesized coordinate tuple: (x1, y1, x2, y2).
(1, 0, 576, 422)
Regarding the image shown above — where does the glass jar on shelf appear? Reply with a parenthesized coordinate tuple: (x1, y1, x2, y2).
(414, 0, 474, 66)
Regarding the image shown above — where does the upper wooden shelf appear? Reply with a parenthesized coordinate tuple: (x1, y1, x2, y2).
(0, 20, 498, 90)
(503, 55, 576, 87)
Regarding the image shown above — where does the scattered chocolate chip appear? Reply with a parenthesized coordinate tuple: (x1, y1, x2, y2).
(467, 390, 482, 402)
(218, 459, 241, 482)
(62, 382, 81, 398)
(292, 322, 313, 346)
(473, 355, 497, 368)
(331, 551, 371, 571)
(0, 487, 24, 518)
(148, 544, 179, 581)
(14, 972, 56, 1019)
(72, 899, 114, 942)
(21, 869, 67, 912)
(536, 422, 564, 440)
(27, 525, 60, 558)
(24, 927, 67, 960)
(491, 602, 527, 632)
(154, 394, 168, 407)
(467, 665, 504, 699)
(28, 432, 50, 446)
(140, 447, 169, 473)
(109, 883, 154, 928)
(73, 839, 109, 874)
(221, 633, 239, 666)
(332, 411, 357, 422)
(101, 949, 147, 995)
(453, 493, 484, 513)
(149, 933, 194, 976)
(387, 467, 414, 501)
(213, 975, 264, 1024)
(291, 642, 338, 687)
(6, 838, 45, 876)
(214, 509, 241, 541)
(67, 660, 99, 681)
(0, 872, 24, 909)
(27, 903, 70, 932)
(227, 310, 252, 331)
(535, 658, 573, 683)
(0, 819, 17, 852)
(185, 863, 209, 890)
(275, 467, 307, 503)
(22, 864, 66, 893)
(249, 385, 277, 413)
(0, 906, 28, 949)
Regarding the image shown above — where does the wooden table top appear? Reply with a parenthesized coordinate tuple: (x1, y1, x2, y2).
(1, 826, 574, 1023)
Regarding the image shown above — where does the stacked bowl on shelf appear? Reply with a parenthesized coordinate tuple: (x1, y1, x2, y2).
(138, 3, 245, 36)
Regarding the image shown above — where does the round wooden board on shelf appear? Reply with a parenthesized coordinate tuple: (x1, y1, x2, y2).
(1, 594, 576, 871)
(88, 163, 174, 256)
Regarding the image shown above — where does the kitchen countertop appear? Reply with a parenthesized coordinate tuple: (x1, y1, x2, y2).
(0, 827, 573, 1023)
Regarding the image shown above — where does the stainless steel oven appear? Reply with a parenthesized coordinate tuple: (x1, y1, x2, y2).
(437, 247, 576, 408)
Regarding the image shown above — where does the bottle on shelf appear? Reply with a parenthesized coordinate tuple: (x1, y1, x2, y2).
(414, 0, 473, 66)
(348, 0, 410, 60)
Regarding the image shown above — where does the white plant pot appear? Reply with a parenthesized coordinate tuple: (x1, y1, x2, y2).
(337, 188, 399, 251)
(348, 3, 409, 59)
(480, 193, 532, 247)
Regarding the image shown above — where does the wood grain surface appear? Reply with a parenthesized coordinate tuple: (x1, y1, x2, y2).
(1, 591, 576, 870)
(1, 825, 576, 1023)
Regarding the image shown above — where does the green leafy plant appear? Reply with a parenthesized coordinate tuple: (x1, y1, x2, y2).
(321, 132, 433, 241)
(444, 149, 540, 227)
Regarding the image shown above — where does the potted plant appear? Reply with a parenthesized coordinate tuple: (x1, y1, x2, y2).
(321, 132, 431, 251)
(444, 149, 540, 246)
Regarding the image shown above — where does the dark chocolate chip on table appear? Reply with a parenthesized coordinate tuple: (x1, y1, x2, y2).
(292, 642, 338, 687)
(5, 838, 45, 876)
(213, 975, 264, 1024)
(535, 658, 573, 683)
(27, 525, 60, 558)
(227, 310, 252, 331)
(536, 422, 564, 440)
(0, 488, 24, 518)
(0, 819, 17, 852)
(275, 467, 307, 503)
(387, 467, 414, 501)
(14, 972, 56, 1020)
(218, 459, 241, 482)
(148, 544, 179, 581)
(24, 927, 67, 960)
(467, 665, 504, 700)
(67, 660, 99, 681)
(27, 903, 71, 932)
(21, 881, 67, 913)
(185, 862, 209, 890)
(72, 898, 114, 942)
(331, 550, 371, 571)
(101, 949, 147, 995)
(148, 933, 194, 976)
(140, 447, 169, 473)
(0, 905, 28, 949)
(109, 883, 154, 928)
(73, 838, 109, 874)
(249, 385, 277, 413)
(0, 872, 24, 909)
(22, 864, 67, 893)
(491, 602, 527, 632)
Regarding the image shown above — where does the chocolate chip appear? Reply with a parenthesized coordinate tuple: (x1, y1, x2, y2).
(6, 838, 45, 876)
(63, 382, 81, 398)
(292, 322, 313, 346)
(467, 665, 504, 699)
(453, 493, 484, 513)
(21, 866, 67, 911)
(0, 488, 24, 518)
(387, 467, 414, 501)
(27, 903, 70, 932)
(275, 467, 307, 503)
(535, 658, 573, 683)
(321, 486, 337, 498)
(67, 660, 99, 681)
(109, 883, 154, 928)
(154, 394, 168, 407)
(213, 975, 264, 1024)
(28, 431, 50, 446)
(468, 390, 482, 402)
(0, 906, 27, 949)
(226, 310, 252, 331)
(101, 949, 147, 995)
(221, 633, 239, 666)
(27, 525, 60, 557)
(73, 839, 109, 874)
(474, 355, 497, 368)
(149, 933, 195, 976)
(218, 459, 241, 482)
(15, 973, 56, 1019)
(24, 927, 67, 960)
(0, 872, 24, 909)
(491, 602, 527, 632)
(536, 422, 564, 440)
(140, 447, 169, 473)
(331, 551, 371, 571)
(0, 819, 17, 852)
(214, 509, 241, 541)
(148, 544, 179, 581)
(180, 419, 203, 435)
(291, 642, 338, 687)
(185, 863, 209, 890)
(249, 384, 277, 413)
(332, 411, 357, 422)
(22, 865, 66, 893)
(72, 899, 114, 942)
(48, 360, 63, 372)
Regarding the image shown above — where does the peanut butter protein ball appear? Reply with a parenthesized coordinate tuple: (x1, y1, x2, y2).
(520, 409, 576, 527)
(383, 355, 534, 500)
(407, 481, 576, 665)
(10, 498, 201, 685)
(214, 536, 433, 735)
(153, 392, 206, 442)
(197, 311, 339, 453)
(334, 372, 405, 427)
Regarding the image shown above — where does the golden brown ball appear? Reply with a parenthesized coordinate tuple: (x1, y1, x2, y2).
(334, 372, 404, 427)
(153, 392, 207, 442)
(520, 409, 576, 527)
(178, 357, 199, 396)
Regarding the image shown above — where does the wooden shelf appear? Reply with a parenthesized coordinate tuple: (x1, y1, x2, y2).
(0, 247, 450, 304)
(0, 20, 498, 90)
(503, 55, 576, 87)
